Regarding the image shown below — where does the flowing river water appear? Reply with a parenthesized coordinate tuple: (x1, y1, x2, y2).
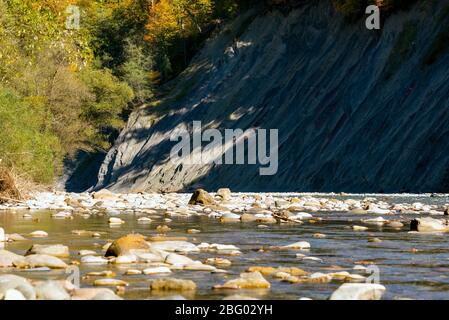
(1, 193, 449, 300)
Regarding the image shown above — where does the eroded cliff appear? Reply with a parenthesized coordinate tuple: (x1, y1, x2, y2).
(93, 0, 449, 193)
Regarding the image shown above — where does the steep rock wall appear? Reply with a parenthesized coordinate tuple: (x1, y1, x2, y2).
(94, 0, 449, 193)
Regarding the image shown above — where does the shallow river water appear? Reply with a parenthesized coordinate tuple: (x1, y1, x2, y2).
(1, 193, 449, 300)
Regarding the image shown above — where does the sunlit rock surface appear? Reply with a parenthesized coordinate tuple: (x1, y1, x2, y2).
(91, 0, 449, 193)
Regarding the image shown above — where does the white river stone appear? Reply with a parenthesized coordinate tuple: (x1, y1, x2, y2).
(330, 283, 386, 300)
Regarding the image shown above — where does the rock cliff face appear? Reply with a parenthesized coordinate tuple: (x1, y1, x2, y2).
(93, 0, 449, 193)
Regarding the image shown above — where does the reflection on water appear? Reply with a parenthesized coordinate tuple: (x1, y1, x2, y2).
(1, 194, 449, 300)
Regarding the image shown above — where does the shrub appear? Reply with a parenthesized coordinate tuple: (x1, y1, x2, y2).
(0, 87, 60, 184)
(80, 68, 134, 150)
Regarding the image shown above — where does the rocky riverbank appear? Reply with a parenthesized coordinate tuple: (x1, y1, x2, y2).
(0, 189, 448, 300)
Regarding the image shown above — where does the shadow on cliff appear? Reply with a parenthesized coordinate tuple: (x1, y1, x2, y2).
(94, 0, 449, 194)
(64, 150, 107, 192)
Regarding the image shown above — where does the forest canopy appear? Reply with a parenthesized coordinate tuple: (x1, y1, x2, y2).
(0, 0, 250, 184)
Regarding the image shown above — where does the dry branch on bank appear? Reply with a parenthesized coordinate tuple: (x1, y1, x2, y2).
(0, 167, 22, 203)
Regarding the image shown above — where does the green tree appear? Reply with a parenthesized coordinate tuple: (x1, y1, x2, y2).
(80, 67, 134, 150)
(119, 40, 155, 104)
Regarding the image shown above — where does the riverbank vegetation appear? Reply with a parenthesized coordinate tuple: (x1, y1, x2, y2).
(0, 0, 254, 189)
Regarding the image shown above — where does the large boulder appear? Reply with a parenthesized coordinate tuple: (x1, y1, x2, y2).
(26, 244, 70, 258)
(150, 241, 199, 253)
(92, 189, 118, 200)
(0, 250, 27, 268)
(0, 275, 36, 300)
(188, 189, 215, 205)
(216, 188, 231, 201)
(34, 281, 70, 300)
(104, 234, 150, 257)
(410, 217, 449, 232)
(330, 283, 386, 300)
(0, 228, 5, 242)
(164, 253, 195, 266)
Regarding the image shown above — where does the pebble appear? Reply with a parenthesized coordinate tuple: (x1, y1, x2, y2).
(29, 230, 48, 237)
(156, 225, 171, 232)
(300, 272, 332, 283)
(183, 263, 217, 271)
(143, 267, 172, 275)
(214, 271, 270, 289)
(151, 241, 199, 253)
(26, 244, 69, 258)
(51, 211, 72, 219)
(204, 258, 232, 267)
(149, 278, 197, 291)
(290, 212, 313, 220)
(240, 213, 258, 222)
(300, 256, 323, 263)
(137, 217, 152, 224)
(164, 253, 195, 266)
(94, 278, 128, 287)
(280, 241, 311, 250)
(81, 256, 109, 265)
(86, 271, 116, 277)
(313, 233, 326, 238)
(113, 255, 137, 264)
(219, 212, 241, 223)
(108, 217, 124, 225)
(78, 250, 98, 256)
(125, 269, 142, 275)
(246, 266, 277, 275)
(352, 225, 368, 231)
(362, 217, 388, 226)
